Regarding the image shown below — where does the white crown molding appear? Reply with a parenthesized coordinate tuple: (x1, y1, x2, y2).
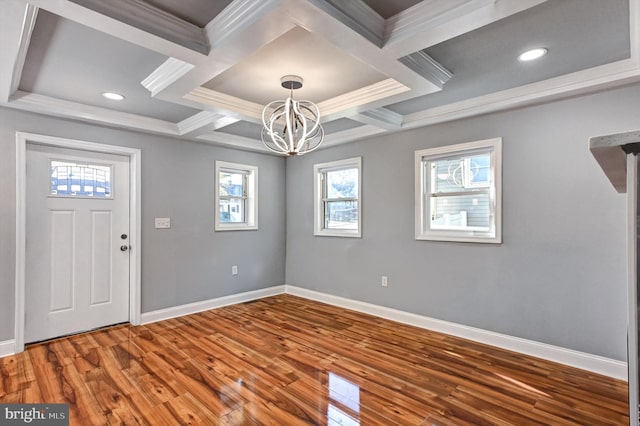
(10, 4, 38, 97)
(140, 285, 286, 324)
(177, 110, 239, 136)
(3, 0, 637, 156)
(141, 58, 195, 97)
(26, 0, 205, 63)
(318, 79, 409, 116)
(398, 51, 453, 88)
(184, 87, 264, 119)
(196, 131, 269, 153)
(0, 1, 36, 103)
(306, 0, 384, 46)
(384, 0, 548, 58)
(384, 0, 495, 49)
(205, 0, 283, 49)
(6, 90, 180, 135)
(67, 0, 208, 54)
(285, 285, 628, 380)
(403, 59, 640, 130)
(353, 108, 403, 130)
(321, 125, 386, 148)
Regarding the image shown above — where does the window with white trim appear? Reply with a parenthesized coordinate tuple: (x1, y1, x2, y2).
(215, 161, 258, 231)
(415, 138, 501, 243)
(314, 157, 361, 238)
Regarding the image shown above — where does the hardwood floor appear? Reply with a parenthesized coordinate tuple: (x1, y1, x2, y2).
(0, 294, 629, 425)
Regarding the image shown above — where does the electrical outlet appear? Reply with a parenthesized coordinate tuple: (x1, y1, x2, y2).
(232, 265, 238, 276)
(381, 276, 388, 287)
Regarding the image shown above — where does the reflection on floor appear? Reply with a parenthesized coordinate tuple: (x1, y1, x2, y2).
(0, 294, 629, 425)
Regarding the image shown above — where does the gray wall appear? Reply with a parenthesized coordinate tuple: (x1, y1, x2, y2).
(1, 83, 637, 361)
(0, 108, 286, 342)
(286, 83, 640, 361)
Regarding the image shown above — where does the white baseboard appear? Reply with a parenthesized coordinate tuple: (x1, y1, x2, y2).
(285, 285, 628, 381)
(5, 283, 627, 381)
(0, 340, 16, 357)
(140, 285, 286, 325)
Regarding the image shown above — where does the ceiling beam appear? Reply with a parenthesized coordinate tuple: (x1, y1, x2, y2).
(141, 58, 194, 97)
(318, 79, 409, 117)
(196, 132, 269, 153)
(403, 59, 640, 131)
(0, 1, 37, 103)
(305, 0, 384, 47)
(205, 0, 283, 49)
(321, 125, 386, 148)
(398, 51, 452, 89)
(23, 0, 206, 63)
(177, 111, 240, 137)
(183, 87, 263, 122)
(352, 108, 403, 130)
(6, 90, 180, 135)
(67, 0, 209, 54)
(384, 0, 548, 58)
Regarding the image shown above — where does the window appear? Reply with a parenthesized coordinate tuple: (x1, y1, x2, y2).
(50, 159, 112, 198)
(415, 138, 501, 243)
(314, 157, 361, 237)
(215, 161, 258, 231)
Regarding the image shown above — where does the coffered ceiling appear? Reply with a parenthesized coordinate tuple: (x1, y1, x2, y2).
(1, 0, 638, 154)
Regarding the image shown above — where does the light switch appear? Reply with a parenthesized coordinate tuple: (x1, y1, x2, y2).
(155, 218, 171, 229)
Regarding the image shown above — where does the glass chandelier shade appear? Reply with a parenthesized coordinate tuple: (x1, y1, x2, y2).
(261, 75, 324, 156)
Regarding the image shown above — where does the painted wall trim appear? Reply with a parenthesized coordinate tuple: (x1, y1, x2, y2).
(285, 285, 628, 381)
(3, 275, 627, 382)
(0, 340, 16, 358)
(140, 285, 286, 325)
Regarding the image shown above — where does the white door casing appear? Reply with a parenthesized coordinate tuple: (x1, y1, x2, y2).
(25, 145, 129, 343)
(15, 132, 141, 353)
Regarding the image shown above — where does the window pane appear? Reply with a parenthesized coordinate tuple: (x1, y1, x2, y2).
(430, 153, 491, 193)
(326, 168, 358, 198)
(51, 161, 111, 197)
(219, 171, 244, 197)
(219, 198, 245, 223)
(430, 193, 490, 230)
(325, 200, 358, 230)
(465, 154, 490, 187)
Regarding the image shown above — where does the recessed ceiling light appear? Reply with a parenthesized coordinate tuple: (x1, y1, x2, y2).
(102, 92, 125, 101)
(518, 48, 548, 62)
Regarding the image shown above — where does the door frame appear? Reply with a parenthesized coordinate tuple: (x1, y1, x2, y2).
(15, 132, 142, 353)
(627, 153, 639, 424)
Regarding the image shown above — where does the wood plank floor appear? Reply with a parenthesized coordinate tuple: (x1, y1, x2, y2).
(0, 294, 629, 425)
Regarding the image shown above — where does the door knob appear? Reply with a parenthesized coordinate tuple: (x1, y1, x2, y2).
(121, 234, 128, 240)
(120, 245, 129, 252)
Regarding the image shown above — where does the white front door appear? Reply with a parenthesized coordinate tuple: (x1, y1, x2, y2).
(25, 144, 130, 343)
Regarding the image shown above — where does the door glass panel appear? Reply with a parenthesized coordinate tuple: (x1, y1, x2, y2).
(50, 160, 112, 197)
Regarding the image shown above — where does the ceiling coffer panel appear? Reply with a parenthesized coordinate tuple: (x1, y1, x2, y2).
(0, 0, 635, 153)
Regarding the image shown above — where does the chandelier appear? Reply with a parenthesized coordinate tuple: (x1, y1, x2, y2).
(261, 75, 324, 156)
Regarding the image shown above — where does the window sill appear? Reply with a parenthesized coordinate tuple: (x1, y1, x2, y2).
(215, 224, 258, 231)
(314, 230, 361, 238)
(415, 232, 501, 244)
